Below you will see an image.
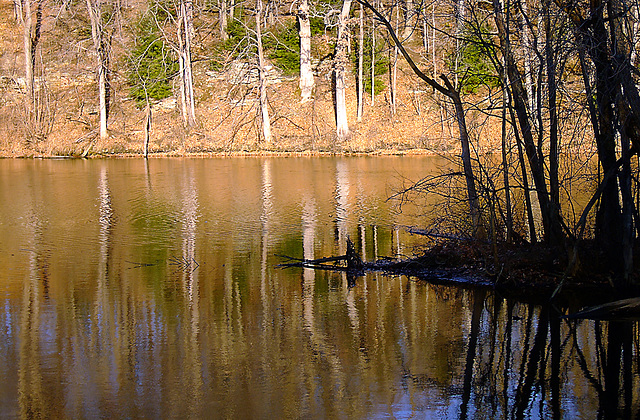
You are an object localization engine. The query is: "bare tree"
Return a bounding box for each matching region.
[334,0,353,143]
[357,0,484,237]
[86,0,112,139]
[177,0,196,127]
[357,3,364,120]
[256,0,272,144]
[219,0,229,41]
[298,0,314,102]
[17,0,52,141]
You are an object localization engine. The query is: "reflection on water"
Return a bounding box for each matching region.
[0,157,638,418]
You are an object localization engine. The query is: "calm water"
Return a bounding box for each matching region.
[0,157,638,419]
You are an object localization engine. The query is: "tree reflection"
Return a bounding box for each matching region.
[2,158,639,418]
[451,293,639,419]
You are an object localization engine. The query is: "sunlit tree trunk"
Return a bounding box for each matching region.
[520,0,536,116]
[21,0,34,101]
[219,0,228,41]
[543,0,560,209]
[266,0,276,25]
[432,4,437,79]
[391,8,399,116]
[357,3,364,121]
[256,0,272,144]
[298,0,314,103]
[454,0,466,85]
[19,0,47,141]
[334,0,352,143]
[86,0,111,139]
[371,11,376,105]
[178,0,196,128]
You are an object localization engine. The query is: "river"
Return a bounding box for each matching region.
[0,157,637,418]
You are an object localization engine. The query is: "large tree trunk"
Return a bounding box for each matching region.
[219,0,228,41]
[178,0,196,128]
[442,76,483,237]
[87,0,110,139]
[86,0,111,139]
[334,0,352,143]
[543,0,560,207]
[357,3,364,121]
[21,0,34,101]
[20,0,46,141]
[256,0,272,144]
[557,0,640,287]
[298,0,314,103]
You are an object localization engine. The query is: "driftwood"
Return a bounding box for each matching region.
[278,237,493,289]
[278,237,364,274]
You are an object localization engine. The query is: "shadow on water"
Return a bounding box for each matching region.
[438,288,640,419]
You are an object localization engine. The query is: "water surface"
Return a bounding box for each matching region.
[0,157,637,418]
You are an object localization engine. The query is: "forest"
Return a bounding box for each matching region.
[2,0,640,295]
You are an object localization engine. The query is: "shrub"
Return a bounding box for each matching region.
[265,21,300,75]
[455,24,499,93]
[127,17,177,105]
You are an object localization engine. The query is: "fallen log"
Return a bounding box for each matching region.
[278,237,364,274]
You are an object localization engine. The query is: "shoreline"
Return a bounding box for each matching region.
[0,147,443,159]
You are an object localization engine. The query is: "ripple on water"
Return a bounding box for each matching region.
[127,194,182,247]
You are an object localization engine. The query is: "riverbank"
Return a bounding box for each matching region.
[0,148,444,159]
[375,238,640,309]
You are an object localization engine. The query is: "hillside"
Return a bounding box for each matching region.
[0,0,503,157]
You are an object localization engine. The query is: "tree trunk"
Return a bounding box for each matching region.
[492,0,563,245]
[144,100,151,158]
[20,0,45,141]
[443,76,483,237]
[22,0,34,102]
[334,0,352,143]
[86,0,110,139]
[390,7,399,116]
[512,106,537,243]
[544,0,559,207]
[178,0,196,128]
[454,0,466,86]
[402,0,415,40]
[357,3,364,121]
[358,0,484,237]
[298,0,314,103]
[520,0,536,116]
[432,3,437,80]
[256,0,272,144]
[371,15,375,106]
[501,70,513,242]
[219,0,228,41]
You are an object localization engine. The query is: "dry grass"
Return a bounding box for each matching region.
[0,1,503,158]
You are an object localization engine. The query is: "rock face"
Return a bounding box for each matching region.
[223,61,283,85]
